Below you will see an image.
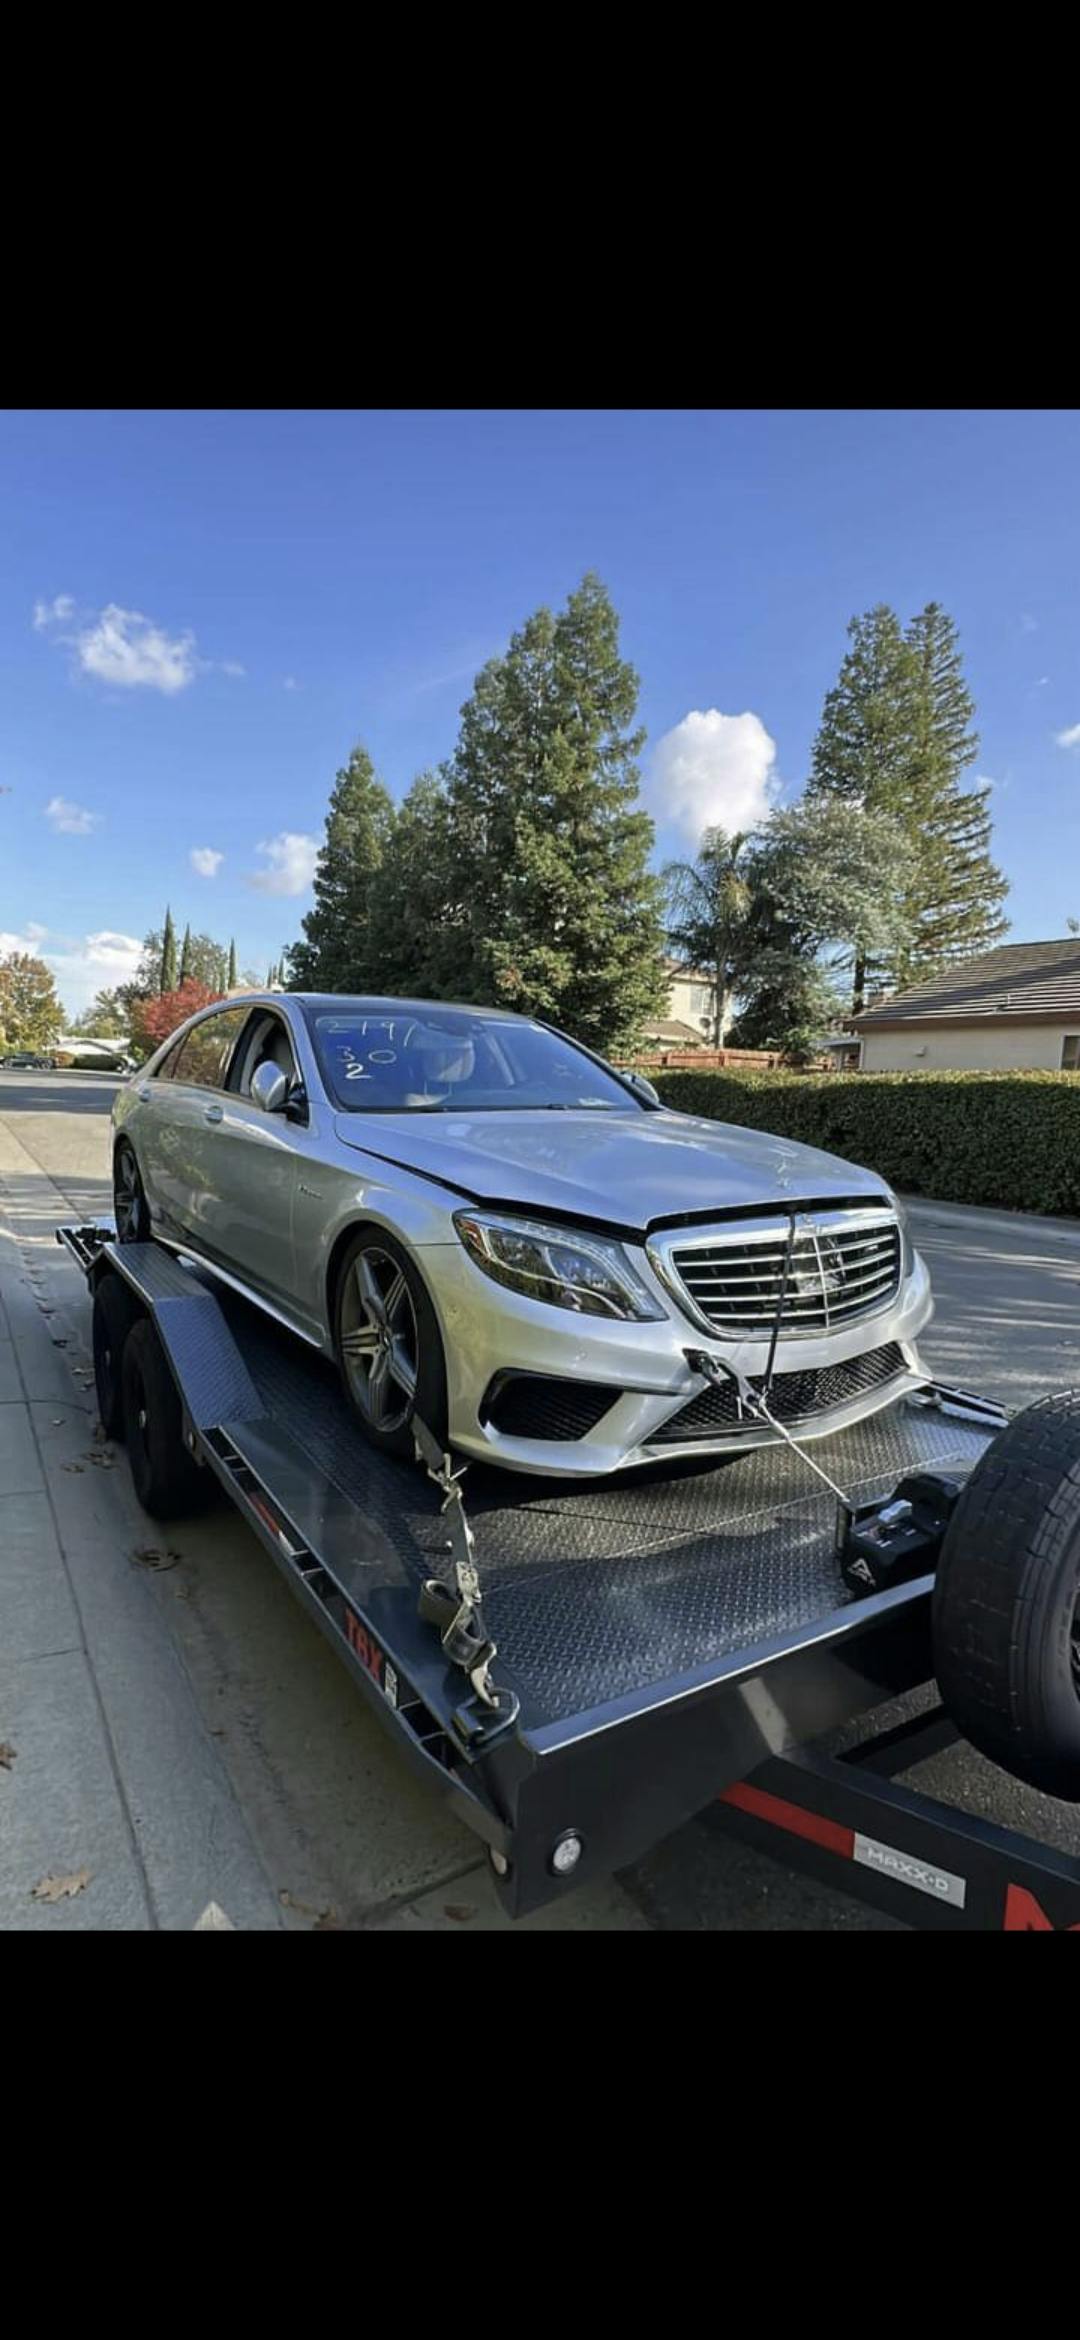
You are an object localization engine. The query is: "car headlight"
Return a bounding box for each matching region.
[453,1210,665,1322]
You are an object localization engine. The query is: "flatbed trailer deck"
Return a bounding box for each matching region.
[58,1223,1080,1924]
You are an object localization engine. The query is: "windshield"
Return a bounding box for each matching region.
[303,1007,638,1114]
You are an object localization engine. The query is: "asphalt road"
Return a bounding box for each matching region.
[2,1067,1079,1928]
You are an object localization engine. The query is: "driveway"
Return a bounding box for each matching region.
[1,1069,1078,1928]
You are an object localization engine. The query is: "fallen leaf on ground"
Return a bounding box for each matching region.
[314,1914,343,1932]
[0,1742,16,1770]
[279,1888,338,1926]
[443,1904,477,1923]
[61,1462,85,1474]
[131,1546,180,1572]
[31,1868,91,1903]
[51,1417,65,1426]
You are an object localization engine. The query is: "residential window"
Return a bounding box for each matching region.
[1062,1035,1080,1071]
[689,985,705,1013]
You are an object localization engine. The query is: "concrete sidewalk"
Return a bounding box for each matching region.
[0,1112,645,1931]
[0,1117,288,1928]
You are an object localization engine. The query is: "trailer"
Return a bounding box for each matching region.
[57,1222,1080,1927]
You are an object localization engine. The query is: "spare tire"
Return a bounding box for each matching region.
[932,1392,1080,1799]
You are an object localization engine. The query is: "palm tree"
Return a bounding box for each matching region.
[662,827,754,1045]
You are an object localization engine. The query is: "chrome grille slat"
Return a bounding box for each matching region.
[662,1209,902,1337]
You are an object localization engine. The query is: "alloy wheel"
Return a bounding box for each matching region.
[114,1149,145,1242]
[339,1246,420,1433]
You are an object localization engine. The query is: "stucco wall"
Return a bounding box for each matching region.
[860,1022,1079,1072]
[667,974,714,1032]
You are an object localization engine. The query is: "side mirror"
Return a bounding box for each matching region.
[251,1060,290,1114]
[625,1070,661,1107]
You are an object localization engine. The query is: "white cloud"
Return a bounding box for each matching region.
[190,846,224,878]
[45,795,100,835]
[32,593,74,630]
[0,922,48,955]
[35,593,242,694]
[73,603,196,694]
[248,832,319,897]
[43,929,144,1017]
[648,709,780,843]
[1055,723,1080,750]
[1,924,142,1015]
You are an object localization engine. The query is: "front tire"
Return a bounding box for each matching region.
[334,1229,448,1463]
[114,1141,150,1244]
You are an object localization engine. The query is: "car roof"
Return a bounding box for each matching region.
[290,994,533,1024]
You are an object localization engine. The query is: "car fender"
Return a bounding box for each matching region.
[301,1152,464,1338]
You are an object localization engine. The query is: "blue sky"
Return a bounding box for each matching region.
[2,408,1077,1014]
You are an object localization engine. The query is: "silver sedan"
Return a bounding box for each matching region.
[111,993,933,1477]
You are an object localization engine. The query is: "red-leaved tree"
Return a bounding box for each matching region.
[129,979,222,1055]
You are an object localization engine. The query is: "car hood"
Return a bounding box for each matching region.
[331,1108,889,1233]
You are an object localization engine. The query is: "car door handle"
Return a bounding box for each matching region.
[204,1103,224,1125]
[138,1085,153,1102]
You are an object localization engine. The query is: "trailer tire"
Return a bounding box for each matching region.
[121,1317,211,1520]
[92,1274,141,1440]
[932,1391,1080,1799]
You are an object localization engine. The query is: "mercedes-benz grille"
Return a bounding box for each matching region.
[652,1207,902,1338]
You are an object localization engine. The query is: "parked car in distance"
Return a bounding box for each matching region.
[51,1037,137,1073]
[111,993,934,1478]
[0,1049,55,1069]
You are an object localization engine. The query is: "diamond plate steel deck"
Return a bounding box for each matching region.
[178,1275,995,1730]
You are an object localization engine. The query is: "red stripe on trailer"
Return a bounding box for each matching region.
[720,1781,855,1860]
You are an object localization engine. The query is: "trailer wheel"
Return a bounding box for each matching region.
[92,1274,141,1440]
[121,1317,210,1520]
[932,1392,1080,1799]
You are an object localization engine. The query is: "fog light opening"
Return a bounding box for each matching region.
[549,1830,584,1878]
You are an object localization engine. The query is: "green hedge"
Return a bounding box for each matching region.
[650,1069,1080,1217]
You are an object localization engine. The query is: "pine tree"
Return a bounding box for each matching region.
[805,607,923,1010]
[367,771,461,997]
[437,574,666,1052]
[227,938,237,989]
[807,601,1009,1009]
[179,924,193,986]
[160,907,177,994]
[903,602,1009,975]
[289,745,396,991]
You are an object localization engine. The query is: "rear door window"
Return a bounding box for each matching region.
[167,1007,251,1091]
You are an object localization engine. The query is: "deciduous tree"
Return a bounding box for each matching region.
[0,952,64,1048]
[128,979,221,1055]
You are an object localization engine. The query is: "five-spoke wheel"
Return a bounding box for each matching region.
[334,1229,447,1461]
[114,1142,149,1244]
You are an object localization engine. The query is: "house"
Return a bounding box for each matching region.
[851,940,1080,1072]
[637,1015,712,1051]
[820,1032,864,1071]
[662,961,716,1042]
